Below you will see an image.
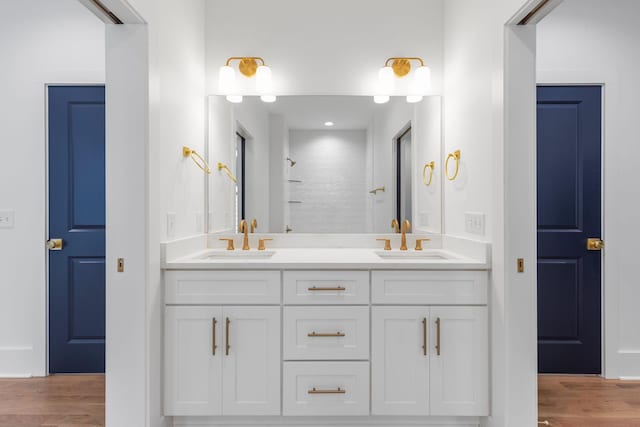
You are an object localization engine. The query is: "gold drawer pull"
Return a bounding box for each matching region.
[435,317,441,356]
[212,318,217,356]
[308,331,345,337]
[225,317,231,356]
[308,387,346,394]
[308,286,346,291]
[422,317,427,356]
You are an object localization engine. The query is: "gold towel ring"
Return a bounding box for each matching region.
[445,150,461,181]
[217,162,238,183]
[183,146,211,174]
[422,161,435,186]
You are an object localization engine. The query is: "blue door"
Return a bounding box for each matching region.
[48,86,105,373]
[537,86,602,374]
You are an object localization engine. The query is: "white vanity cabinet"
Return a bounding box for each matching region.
[164,267,489,425]
[164,271,281,417]
[371,306,489,416]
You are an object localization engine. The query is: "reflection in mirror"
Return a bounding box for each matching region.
[207,96,442,234]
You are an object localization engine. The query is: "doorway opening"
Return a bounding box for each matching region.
[394,125,412,226]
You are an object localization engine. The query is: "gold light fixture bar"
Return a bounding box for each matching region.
[224,57,267,78]
[385,57,426,77]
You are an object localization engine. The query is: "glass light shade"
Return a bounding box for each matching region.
[226,95,243,103]
[412,66,432,93]
[406,95,423,103]
[256,65,273,94]
[260,95,277,103]
[218,65,236,93]
[377,66,395,94]
[373,95,390,104]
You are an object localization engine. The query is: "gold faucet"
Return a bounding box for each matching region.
[250,219,258,233]
[400,219,411,251]
[239,219,250,250]
[391,218,400,233]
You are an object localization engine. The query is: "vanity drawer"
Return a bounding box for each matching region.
[283,307,369,360]
[283,271,369,304]
[283,362,370,416]
[371,271,488,305]
[165,270,280,304]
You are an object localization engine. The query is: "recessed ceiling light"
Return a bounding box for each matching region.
[324,121,334,127]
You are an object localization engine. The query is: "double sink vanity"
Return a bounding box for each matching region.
[162,232,490,427]
[163,94,489,425]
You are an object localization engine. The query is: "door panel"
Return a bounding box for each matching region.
[164,306,223,415]
[371,307,429,415]
[48,86,105,373]
[222,307,280,415]
[537,86,602,374]
[429,307,488,416]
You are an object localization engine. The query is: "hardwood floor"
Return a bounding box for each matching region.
[0,375,104,427]
[0,374,638,426]
[539,375,640,426]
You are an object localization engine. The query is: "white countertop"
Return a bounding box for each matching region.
[163,248,489,270]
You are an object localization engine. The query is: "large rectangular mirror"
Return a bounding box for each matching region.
[207,95,442,234]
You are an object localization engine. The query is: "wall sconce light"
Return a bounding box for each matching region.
[218,57,276,103]
[374,57,431,104]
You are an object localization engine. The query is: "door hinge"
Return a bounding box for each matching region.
[117,258,125,273]
[517,258,525,273]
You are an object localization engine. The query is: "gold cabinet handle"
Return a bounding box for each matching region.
[258,238,273,251]
[422,317,427,356]
[435,317,441,356]
[308,286,346,291]
[422,161,435,186]
[414,238,431,251]
[212,318,217,356]
[307,331,345,337]
[308,387,346,394]
[445,150,461,181]
[225,317,231,356]
[183,146,211,174]
[377,238,392,251]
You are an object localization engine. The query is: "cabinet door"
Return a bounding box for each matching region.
[429,306,489,416]
[165,306,222,415]
[222,306,281,415]
[371,307,429,415]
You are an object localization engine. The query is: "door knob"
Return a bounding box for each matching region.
[47,239,63,250]
[587,238,604,251]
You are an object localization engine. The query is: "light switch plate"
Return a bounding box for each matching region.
[166,212,176,239]
[419,212,430,227]
[0,210,15,229]
[464,212,485,235]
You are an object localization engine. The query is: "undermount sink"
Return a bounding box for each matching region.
[375,250,450,260]
[199,250,276,260]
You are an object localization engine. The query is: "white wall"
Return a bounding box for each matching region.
[0,0,104,377]
[288,130,368,233]
[205,0,444,96]
[122,1,207,426]
[442,1,536,426]
[537,0,640,379]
